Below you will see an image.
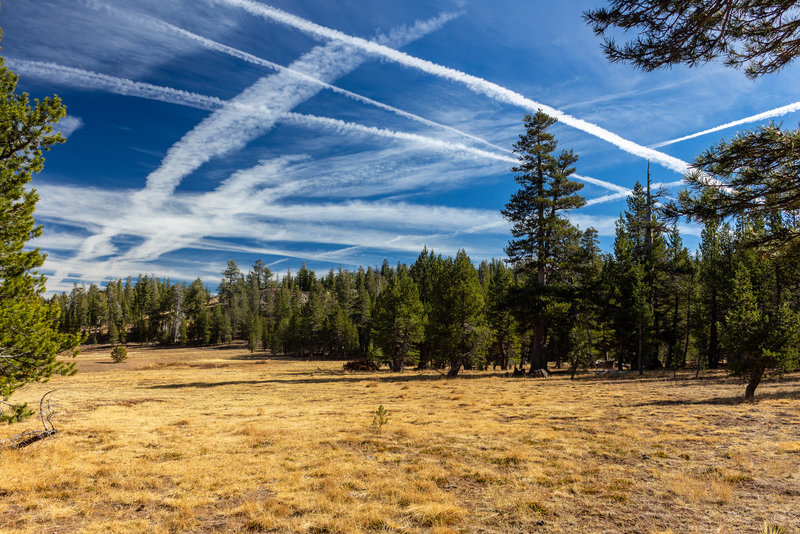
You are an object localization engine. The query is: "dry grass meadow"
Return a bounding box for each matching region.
[1,345,799,533]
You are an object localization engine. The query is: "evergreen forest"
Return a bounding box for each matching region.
[50,115,800,399]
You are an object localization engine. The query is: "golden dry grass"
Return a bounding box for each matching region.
[1,345,799,533]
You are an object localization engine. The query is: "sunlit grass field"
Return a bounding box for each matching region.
[1,346,799,533]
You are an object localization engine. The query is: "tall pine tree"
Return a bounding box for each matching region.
[0,47,82,422]
[502,111,585,374]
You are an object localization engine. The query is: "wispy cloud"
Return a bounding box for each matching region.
[22,58,653,286]
[44,11,456,282]
[281,112,514,164]
[34,177,508,282]
[652,101,800,147]
[560,77,698,111]
[124,10,458,209]
[56,115,84,138]
[216,0,694,176]
[27,1,703,291]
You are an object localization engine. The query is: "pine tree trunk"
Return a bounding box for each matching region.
[666,291,680,369]
[638,318,644,376]
[745,367,764,400]
[529,318,547,373]
[391,349,404,372]
[682,285,691,369]
[417,341,430,370]
[708,285,719,369]
[446,359,461,378]
[644,167,657,373]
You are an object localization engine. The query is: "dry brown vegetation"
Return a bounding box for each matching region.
[1,345,799,533]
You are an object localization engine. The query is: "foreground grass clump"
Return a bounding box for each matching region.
[1,346,798,533]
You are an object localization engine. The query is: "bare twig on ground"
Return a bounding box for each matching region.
[2,390,60,449]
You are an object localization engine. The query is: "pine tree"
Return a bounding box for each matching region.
[326,307,359,359]
[251,259,272,290]
[300,283,327,357]
[671,125,800,248]
[723,260,800,399]
[0,48,82,422]
[607,175,671,373]
[429,251,488,377]
[371,269,425,372]
[485,261,520,371]
[179,318,188,347]
[410,247,441,370]
[108,321,119,345]
[295,262,315,292]
[563,229,608,377]
[697,216,735,370]
[585,2,800,244]
[662,225,694,371]
[353,271,373,355]
[501,111,585,373]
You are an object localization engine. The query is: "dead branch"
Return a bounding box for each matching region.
[2,390,60,450]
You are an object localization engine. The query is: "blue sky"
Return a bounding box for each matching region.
[3,0,800,293]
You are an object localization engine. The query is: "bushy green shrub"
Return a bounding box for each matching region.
[110,345,128,363]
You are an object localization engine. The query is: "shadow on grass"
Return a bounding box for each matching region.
[143,370,512,389]
[229,353,273,361]
[573,370,800,386]
[634,387,800,406]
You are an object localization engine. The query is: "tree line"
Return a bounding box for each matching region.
[50,147,800,399]
[44,108,800,402]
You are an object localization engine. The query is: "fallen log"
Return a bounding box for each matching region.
[10,429,58,449]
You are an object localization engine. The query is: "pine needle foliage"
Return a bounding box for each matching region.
[0,40,82,423]
[584,1,800,79]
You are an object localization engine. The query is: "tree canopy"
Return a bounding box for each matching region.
[0,40,82,423]
[584,0,800,78]
[586,1,800,247]
[666,124,800,247]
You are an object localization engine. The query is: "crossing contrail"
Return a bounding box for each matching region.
[13,58,628,198]
[82,1,511,154]
[38,11,462,282]
[215,0,694,176]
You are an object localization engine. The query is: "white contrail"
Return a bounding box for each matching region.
[6,59,223,110]
[13,58,626,195]
[581,179,685,207]
[215,0,694,176]
[13,58,514,165]
[573,174,629,195]
[281,112,514,164]
[48,13,458,282]
[652,101,800,147]
[83,1,510,154]
[283,113,629,195]
[129,11,459,208]
[584,191,630,207]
